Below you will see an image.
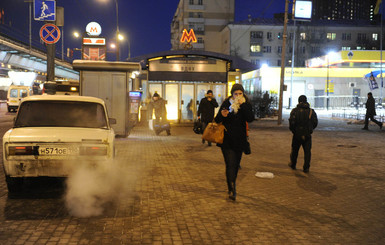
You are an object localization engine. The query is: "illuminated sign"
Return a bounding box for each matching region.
[82,37,106,45]
[294,0,312,21]
[86,22,102,36]
[180,29,197,43]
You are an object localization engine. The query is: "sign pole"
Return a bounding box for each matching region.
[278,0,289,125]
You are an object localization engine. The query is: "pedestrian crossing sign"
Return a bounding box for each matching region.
[34,0,56,21]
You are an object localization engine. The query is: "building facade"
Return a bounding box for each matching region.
[312,0,377,21]
[221,19,382,68]
[170,0,234,52]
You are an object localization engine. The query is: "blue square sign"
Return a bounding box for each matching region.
[34,0,56,21]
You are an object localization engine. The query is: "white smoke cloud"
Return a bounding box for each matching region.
[64,160,137,218]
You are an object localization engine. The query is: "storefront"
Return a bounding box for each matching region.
[129,50,255,122]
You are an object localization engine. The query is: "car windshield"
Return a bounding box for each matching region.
[15,100,108,128]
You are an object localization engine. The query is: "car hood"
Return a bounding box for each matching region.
[4,127,113,143]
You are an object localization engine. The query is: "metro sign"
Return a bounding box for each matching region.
[86,22,102,36]
[180,29,197,43]
[83,37,106,46]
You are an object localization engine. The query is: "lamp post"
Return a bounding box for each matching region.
[115,0,120,61]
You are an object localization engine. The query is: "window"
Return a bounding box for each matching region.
[327,33,336,40]
[198,0,203,5]
[250,31,263,39]
[277,46,282,53]
[289,32,294,40]
[251,59,260,66]
[250,44,261,53]
[277,60,281,66]
[189,12,194,18]
[267,32,272,40]
[197,37,204,43]
[373,33,378,41]
[357,33,366,41]
[197,12,203,18]
[189,0,194,4]
[278,32,282,40]
[357,46,362,50]
[341,46,351,50]
[10,89,18,98]
[300,33,306,40]
[263,46,271,53]
[301,46,306,53]
[15,101,108,129]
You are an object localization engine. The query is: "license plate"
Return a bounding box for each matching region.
[39,147,69,155]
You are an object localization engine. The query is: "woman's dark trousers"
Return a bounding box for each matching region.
[221,148,243,192]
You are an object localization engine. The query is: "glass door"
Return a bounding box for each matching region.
[181,84,195,121]
[212,84,227,115]
[165,84,179,121]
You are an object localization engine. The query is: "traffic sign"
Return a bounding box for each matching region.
[40,23,61,44]
[34,0,56,21]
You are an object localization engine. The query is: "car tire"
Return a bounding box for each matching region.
[5,176,23,193]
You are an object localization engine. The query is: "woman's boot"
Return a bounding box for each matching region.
[229,182,236,201]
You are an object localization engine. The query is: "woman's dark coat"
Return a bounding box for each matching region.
[214,97,254,151]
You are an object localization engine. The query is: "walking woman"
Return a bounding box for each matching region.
[214,84,254,200]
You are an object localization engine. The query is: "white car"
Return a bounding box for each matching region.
[2,95,115,192]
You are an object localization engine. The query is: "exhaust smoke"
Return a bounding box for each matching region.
[64,160,136,218]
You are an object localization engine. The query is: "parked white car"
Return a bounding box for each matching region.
[2,95,116,192]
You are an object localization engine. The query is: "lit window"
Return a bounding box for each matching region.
[327,33,336,40]
[300,33,306,40]
[373,33,378,41]
[250,45,261,53]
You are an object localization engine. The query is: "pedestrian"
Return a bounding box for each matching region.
[288,95,318,173]
[362,92,383,130]
[197,90,218,146]
[214,84,254,200]
[148,92,171,136]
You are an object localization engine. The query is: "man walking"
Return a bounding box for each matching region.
[362,92,383,130]
[197,90,218,146]
[288,95,318,173]
[148,92,171,136]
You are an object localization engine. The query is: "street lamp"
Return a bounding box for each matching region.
[96,0,120,61]
[115,0,120,61]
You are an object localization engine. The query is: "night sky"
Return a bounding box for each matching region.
[0,0,286,61]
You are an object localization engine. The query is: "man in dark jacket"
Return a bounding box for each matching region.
[197,90,218,146]
[362,92,383,130]
[148,93,171,136]
[288,95,318,173]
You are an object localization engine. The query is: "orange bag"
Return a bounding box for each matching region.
[202,122,226,144]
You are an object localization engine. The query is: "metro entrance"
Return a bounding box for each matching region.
[148,82,227,122]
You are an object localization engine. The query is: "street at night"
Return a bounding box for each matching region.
[0,101,384,244]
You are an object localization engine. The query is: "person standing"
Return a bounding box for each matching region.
[288,95,318,173]
[197,90,218,146]
[215,84,254,200]
[362,92,383,130]
[148,92,171,136]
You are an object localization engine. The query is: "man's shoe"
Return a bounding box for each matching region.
[380,123,383,129]
[288,163,296,170]
[303,168,309,173]
[362,127,369,130]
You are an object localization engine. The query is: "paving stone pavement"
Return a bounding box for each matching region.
[0,117,385,244]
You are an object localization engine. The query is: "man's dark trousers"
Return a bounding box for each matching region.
[290,135,312,170]
[364,115,382,128]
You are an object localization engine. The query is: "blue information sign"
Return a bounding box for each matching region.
[34,0,56,21]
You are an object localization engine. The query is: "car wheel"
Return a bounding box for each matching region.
[5,176,23,193]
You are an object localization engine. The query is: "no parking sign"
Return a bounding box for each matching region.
[40,23,61,44]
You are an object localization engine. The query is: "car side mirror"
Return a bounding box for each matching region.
[109,118,117,125]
